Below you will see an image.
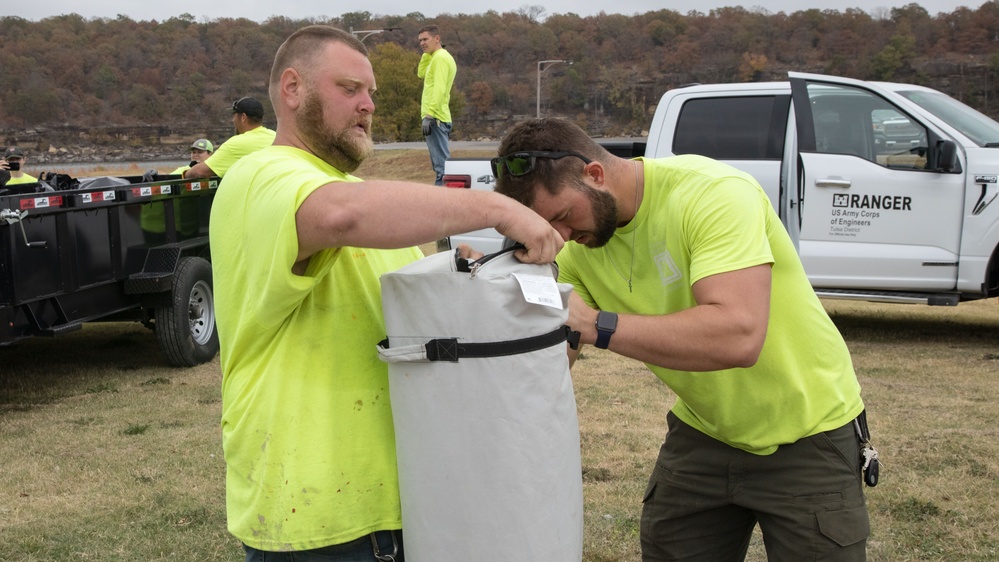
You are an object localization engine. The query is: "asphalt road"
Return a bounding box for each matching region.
[375,138,644,151]
[375,140,500,150]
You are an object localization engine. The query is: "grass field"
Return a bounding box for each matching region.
[2,150,998,561]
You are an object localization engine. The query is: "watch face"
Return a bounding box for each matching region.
[596,311,618,331]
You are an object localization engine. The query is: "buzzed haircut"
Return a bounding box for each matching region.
[269,25,367,101]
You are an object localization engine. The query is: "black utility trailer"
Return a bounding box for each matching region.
[1,172,219,366]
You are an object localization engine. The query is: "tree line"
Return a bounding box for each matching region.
[2,3,999,144]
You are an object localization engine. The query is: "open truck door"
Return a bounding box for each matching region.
[788,72,966,296]
[779,105,801,252]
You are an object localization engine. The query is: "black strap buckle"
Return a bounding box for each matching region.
[422,325,576,362]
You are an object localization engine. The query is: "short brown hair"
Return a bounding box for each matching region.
[495,118,611,207]
[418,24,440,37]
[269,25,367,102]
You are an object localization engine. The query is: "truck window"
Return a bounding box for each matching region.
[896,88,999,147]
[807,83,929,171]
[673,96,787,160]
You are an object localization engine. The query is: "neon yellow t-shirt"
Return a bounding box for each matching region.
[204,126,276,177]
[557,155,864,455]
[6,173,37,185]
[210,145,423,551]
[418,48,456,123]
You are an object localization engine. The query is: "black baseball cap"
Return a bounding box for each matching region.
[4,147,24,159]
[231,97,265,120]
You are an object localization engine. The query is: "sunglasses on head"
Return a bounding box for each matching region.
[490,151,592,180]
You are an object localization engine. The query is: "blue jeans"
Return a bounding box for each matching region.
[425,119,452,186]
[243,530,403,562]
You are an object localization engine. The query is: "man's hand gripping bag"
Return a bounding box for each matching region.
[377,247,583,562]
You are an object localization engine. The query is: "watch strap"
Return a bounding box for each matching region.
[594,311,618,349]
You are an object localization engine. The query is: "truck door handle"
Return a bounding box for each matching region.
[815,178,852,188]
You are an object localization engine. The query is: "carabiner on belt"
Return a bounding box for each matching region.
[371,530,399,562]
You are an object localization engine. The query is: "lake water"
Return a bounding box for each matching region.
[32,160,190,176]
[24,140,512,177]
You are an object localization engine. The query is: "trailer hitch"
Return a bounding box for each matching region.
[1,209,48,248]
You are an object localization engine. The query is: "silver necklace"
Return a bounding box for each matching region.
[608,162,641,292]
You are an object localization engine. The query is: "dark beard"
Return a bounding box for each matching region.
[297,91,373,173]
[582,184,620,248]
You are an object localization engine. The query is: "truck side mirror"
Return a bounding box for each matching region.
[928,140,962,173]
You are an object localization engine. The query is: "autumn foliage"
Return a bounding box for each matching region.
[2,3,999,142]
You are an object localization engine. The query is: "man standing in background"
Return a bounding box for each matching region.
[184,97,276,179]
[417,24,456,186]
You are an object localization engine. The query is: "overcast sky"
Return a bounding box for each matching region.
[16,0,988,23]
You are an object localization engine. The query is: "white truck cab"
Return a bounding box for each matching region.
[443,72,999,306]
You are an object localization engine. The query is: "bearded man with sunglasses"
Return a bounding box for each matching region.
[494,117,870,561]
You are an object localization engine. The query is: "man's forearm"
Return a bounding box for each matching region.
[294,179,562,263]
[183,162,215,179]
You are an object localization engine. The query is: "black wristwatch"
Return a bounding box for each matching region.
[594,311,618,349]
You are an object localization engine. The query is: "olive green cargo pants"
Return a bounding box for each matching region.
[640,412,869,561]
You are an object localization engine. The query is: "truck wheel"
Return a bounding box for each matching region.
[156,256,219,367]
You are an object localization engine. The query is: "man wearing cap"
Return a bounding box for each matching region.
[2,147,38,185]
[171,138,214,176]
[184,97,276,180]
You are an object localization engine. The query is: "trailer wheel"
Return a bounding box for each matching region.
[157,256,219,367]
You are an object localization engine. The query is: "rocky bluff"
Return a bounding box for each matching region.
[2,124,242,164]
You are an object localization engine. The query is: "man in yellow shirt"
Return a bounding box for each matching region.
[184,98,276,179]
[417,24,456,186]
[211,25,562,561]
[494,118,871,561]
[2,147,37,185]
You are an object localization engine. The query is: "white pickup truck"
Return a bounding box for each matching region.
[440,71,999,306]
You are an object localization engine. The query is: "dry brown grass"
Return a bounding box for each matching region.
[358,147,496,183]
[571,298,999,561]
[2,149,998,561]
[0,325,235,560]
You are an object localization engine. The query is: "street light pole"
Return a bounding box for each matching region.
[537,59,573,118]
[349,27,402,43]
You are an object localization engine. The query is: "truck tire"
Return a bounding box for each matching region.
[156,256,219,367]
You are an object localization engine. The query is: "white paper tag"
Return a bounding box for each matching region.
[513,273,563,309]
